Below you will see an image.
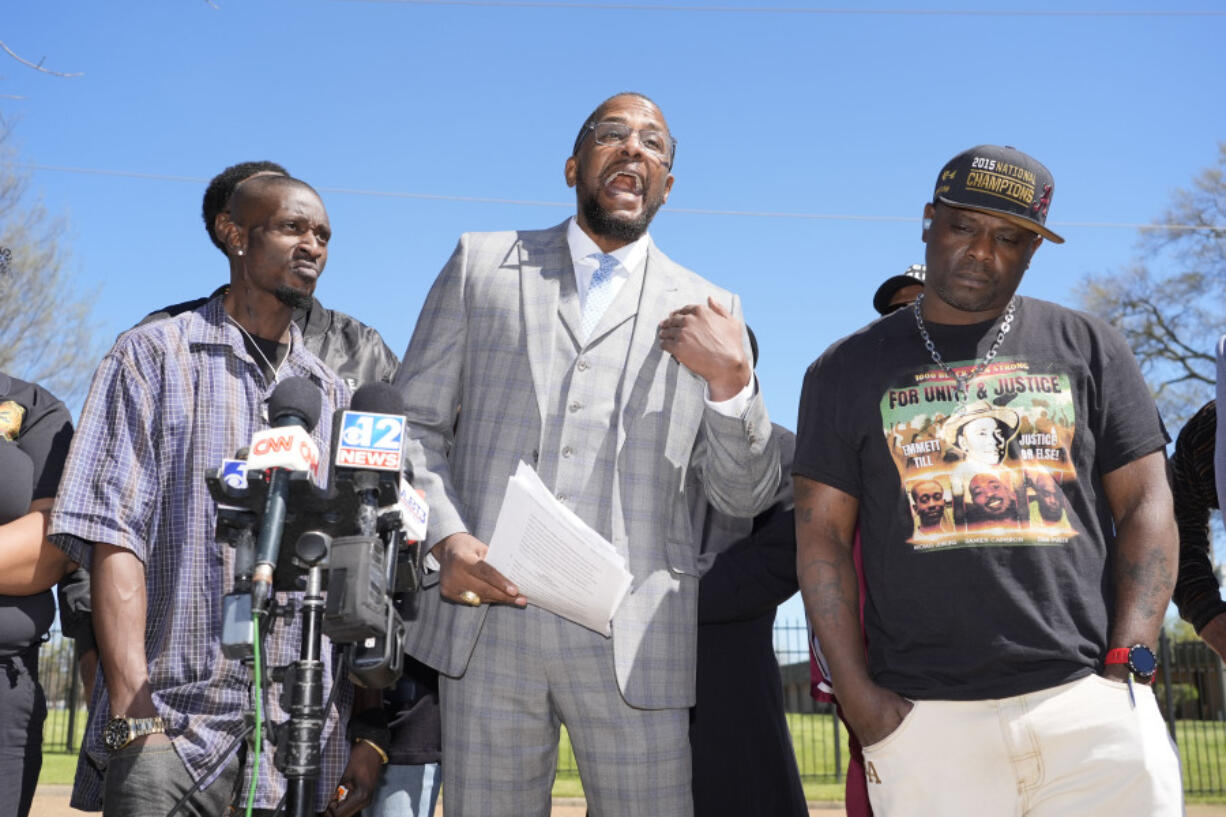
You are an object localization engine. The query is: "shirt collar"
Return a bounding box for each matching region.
[566,217,650,279]
[189,296,331,386]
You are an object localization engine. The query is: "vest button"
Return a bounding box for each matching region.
[562,446,574,458]
[568,401,582,413]
[577,359,590,371]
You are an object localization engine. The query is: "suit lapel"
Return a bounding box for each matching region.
[616,239,681,456]
[519,222,572,424]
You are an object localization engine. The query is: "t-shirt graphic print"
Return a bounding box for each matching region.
[881,357,1078,550]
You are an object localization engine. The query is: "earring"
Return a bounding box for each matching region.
[922,218,933,230]
[236,249,245,257]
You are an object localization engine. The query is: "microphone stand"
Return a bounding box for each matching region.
[279,531,330,817]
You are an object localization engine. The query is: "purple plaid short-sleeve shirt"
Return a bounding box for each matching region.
[50,297,353,812]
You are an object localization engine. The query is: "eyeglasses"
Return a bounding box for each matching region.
[581,121,677,165]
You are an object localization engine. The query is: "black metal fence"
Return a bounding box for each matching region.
[37,621,1226,796]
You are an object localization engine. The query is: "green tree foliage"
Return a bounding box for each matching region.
[0,131,100,404]
[1077,143,1226,427]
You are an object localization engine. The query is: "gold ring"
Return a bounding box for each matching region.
[458,590,481,607]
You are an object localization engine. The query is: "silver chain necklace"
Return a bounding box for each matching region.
[912,292,1016,404]
[227,314,289,383]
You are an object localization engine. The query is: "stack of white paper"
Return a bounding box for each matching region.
[484,461,633,636]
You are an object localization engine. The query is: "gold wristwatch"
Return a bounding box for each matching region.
[103,716,168,752]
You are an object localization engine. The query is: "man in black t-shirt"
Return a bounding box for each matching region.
[795,145,1182,816]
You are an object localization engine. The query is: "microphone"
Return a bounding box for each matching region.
[250,377,322,613]
[323,383,410,652]
[387,476,429,543]
[334,382,407,536]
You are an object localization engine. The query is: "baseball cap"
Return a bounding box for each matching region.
[873,264,927,316]
[932,145,1064,244]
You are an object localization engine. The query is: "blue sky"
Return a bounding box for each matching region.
[5,1,1225,625]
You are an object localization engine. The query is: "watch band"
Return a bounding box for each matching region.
[105,715,168,752]
[129,716,167,739]
[1105,644,1158,682]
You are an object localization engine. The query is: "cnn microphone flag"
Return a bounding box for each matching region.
[247,426,321,478]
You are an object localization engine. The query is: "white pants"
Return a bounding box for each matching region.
[862,674,1183,817]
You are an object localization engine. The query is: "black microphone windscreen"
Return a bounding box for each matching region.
[0,440,35,524]
[267,376,322,430]
[350,382,405,416]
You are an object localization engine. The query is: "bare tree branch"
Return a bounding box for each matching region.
[1076,146,1226,427]
[0,129,101,404]
[0,39,83,78]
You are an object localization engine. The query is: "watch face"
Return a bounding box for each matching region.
[103,718,131,751]
[1129,646,1158,677]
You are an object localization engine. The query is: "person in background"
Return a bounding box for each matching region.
[689,330,806,817]
[0,371,74,817]
[1167,334,1226,659]
[871,264,926,316]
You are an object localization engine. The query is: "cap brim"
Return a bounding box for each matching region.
[873,275,924,315]
[937,197,1065,244]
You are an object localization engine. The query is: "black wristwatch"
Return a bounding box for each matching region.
[1104,644,1158,683]
[103,716,167,752]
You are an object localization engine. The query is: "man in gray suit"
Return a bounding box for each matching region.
[393,92,780,817]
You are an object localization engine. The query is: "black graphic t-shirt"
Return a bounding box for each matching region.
[794,298,1167,700]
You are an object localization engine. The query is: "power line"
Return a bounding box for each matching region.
[331,1,1226,16]
[23,162,1226,233]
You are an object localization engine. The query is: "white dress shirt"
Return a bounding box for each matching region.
[566,218,753,417]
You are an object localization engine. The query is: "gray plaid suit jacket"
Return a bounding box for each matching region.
[396,220,780,709]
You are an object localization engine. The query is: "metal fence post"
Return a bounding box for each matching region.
[833,708,842,782]
[1159,629,1176,744]
[65,638,81,753]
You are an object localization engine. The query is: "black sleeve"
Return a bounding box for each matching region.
[136,293,216,327]
[1170,401,1226,632]
[15,383,74,501]
[697,507,799,625]
[374,335,400,384]
[1090,323,1170,475]
[56,567,96,651]
[0,441,34,522]
[793,349,861,498]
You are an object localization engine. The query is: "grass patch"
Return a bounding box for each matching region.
[39,710,1226,803]
[38,751,79,786]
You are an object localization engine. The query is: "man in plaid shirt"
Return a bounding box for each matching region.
[50,175,372,816]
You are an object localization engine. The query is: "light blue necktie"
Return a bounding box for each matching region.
[581,253,618,340]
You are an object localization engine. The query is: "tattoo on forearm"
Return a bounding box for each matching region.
[1119,543,1176,620]
[798,554,854,621]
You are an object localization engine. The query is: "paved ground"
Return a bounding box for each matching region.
[29,787,1226,816]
